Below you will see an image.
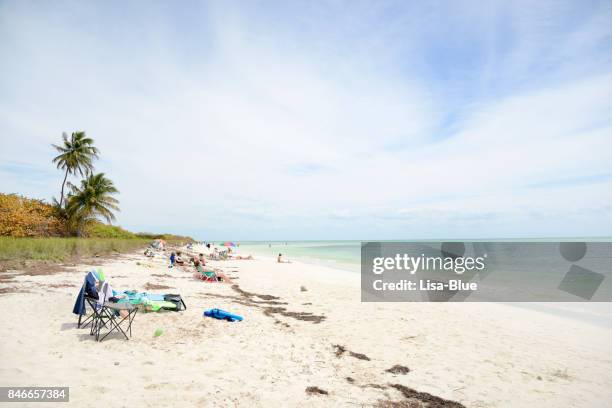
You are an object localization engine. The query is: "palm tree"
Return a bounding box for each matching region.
[66,173,119,236]
[52,131,99,207]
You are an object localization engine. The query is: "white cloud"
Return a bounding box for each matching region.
[0,1,611,239]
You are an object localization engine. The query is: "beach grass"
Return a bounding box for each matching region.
[0,237,150,263]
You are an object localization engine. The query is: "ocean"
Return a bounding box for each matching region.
[236,239,612,274]
[236,241,361,272]
[233,239,612,327]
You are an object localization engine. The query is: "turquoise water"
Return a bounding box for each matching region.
[233,240,612,327]
[235,238,612,274]
[236,241,361,272]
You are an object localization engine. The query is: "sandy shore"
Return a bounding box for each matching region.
[1,245,611,407]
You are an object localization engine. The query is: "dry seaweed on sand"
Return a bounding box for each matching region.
[333,344,371,360]
[0,273,16,282]
[305,386,328,395]
[387,384,466,408]
[263,307,326,324]
[386,365,411,375]
[231,284,280,301]
[198,287,325,324]
[0,287,33,295]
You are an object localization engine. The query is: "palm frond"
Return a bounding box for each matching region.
[51,131,100,175]
[65,172,120,230]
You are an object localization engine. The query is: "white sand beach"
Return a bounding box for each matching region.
[1,245,611,407]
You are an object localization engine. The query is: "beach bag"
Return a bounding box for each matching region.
[164,294,186,311]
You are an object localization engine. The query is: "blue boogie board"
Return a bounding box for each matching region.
[204,308,243,322]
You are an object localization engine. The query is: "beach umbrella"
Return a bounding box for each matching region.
[219,241,236,247]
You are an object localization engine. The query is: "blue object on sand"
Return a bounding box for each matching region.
[203,308,243,322]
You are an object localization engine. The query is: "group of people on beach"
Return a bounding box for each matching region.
[155,243,293,284]
[168,251,186,268]
[164,246,258,283]
[166,250,225,281]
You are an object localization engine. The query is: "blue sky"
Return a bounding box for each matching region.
[1,0,611,240]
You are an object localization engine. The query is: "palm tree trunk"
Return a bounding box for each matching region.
[59,168,69,207]
[76,218,84,237]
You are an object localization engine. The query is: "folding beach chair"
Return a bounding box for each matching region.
[78,295,101,329]
[87,281,136,341]
[194,270,218,282]
[91,302,138,342]
[82,296,115,336]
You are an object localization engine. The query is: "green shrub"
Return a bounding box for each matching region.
[86,223,136,238]
[136,232,194,244]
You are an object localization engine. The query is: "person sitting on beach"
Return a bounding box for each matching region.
[198,253,207,266]
[169,252,176,268]
[193,259,231,282]
[233,254,253,260]
[194,260,214,279]
[277,253,291,263]
[175,251,185,266]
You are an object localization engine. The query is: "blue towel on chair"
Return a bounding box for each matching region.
[72,271,99,315]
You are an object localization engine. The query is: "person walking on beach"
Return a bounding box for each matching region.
[169,252,176,268]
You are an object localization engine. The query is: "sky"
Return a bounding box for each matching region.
[1,0,611,240]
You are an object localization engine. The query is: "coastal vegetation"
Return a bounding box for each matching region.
[0,131,193,270]
[0,205,192,273]
[50,131,120,236]
[0,193,67,237]
[0,236,150,263]
[0,192,192,270]
[52,131,99,207]
[65,172,120,236]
